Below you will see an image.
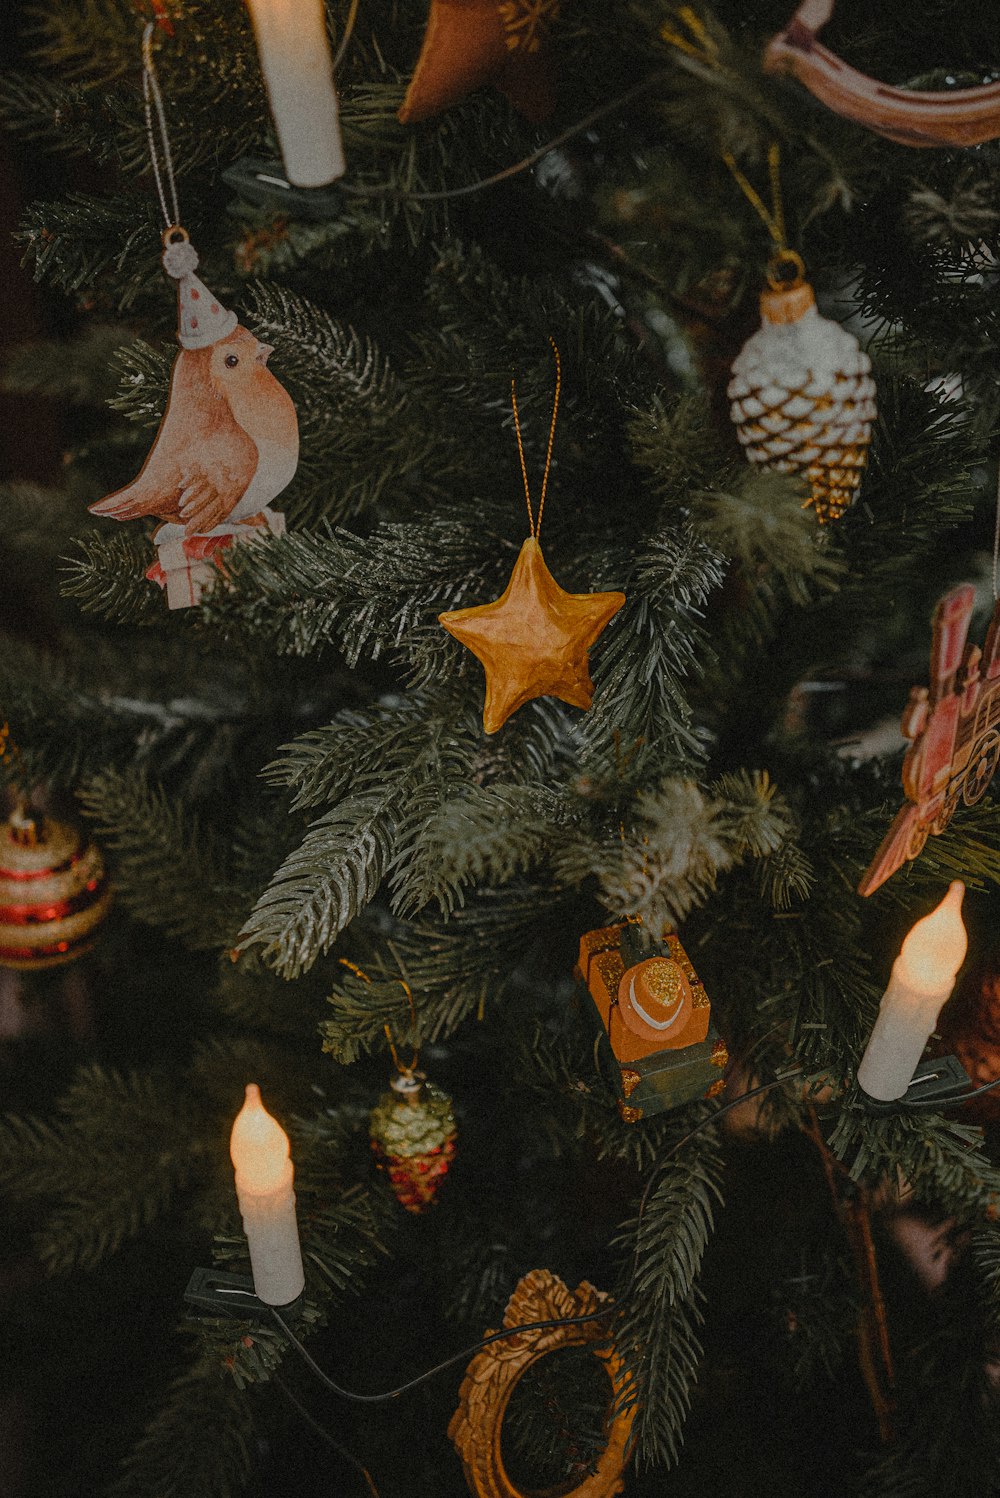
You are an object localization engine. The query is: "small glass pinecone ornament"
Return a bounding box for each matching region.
[369,1065,457,1214]
[0,804,111,970]
[728,251,876,523]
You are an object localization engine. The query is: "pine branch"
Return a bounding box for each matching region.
[613,1123,724,1467]
[0,1065,198,1273]
[78,767,253,949]
[61,527,166,624]
[108,1361,255,1498]
[828,1105,1000,1215]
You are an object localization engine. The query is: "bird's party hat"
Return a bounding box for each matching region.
[161,232,237,351]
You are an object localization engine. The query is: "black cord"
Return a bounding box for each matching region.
[268,1071,801,1404]
[338,73,668,204]
[225,1063,1000,1408]
[272,1370,381,1497]
[893,1069,1000,1112]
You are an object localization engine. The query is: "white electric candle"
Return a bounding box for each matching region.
[245,0,346,188]
[230,1083,305,1307]
[856,881,968,1102]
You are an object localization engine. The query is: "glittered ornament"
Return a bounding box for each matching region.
[0,806,111,970]
[369,1067,457,1214]
[439,344,625,733]
[728,252,876,523]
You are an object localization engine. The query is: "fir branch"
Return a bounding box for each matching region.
[61,527,165,624]
[0,1065,198,1273]
[322,885,571,1058]
[78,767,252,949]
[107,1361,255,1498]
[242,282,422,524]
[4,324,137,406]
[17,191,162,307]
[239,783,405,977]
[614,1125,725,1467]
[108,338,172,427]
[581,527,725,764]
[828,1105,1000,1216]
[388,782,573,917]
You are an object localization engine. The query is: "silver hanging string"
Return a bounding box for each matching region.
[141,22,182,232]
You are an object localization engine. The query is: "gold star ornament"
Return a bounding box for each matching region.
[439,536,625,734]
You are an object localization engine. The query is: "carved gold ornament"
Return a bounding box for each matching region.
[449,1269,634,1498]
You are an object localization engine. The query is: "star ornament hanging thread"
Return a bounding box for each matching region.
[439,345,625,735]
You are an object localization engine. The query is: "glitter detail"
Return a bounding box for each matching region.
[620,1068,641,1099]
[498,0,560,53]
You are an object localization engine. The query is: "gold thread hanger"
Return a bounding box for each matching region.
[511,338,562,540]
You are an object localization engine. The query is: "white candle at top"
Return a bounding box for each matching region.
[245,0,346,188]
[856,881,968,1102]
[230,1083,305,1307]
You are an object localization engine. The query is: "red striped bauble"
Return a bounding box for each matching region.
[0,808,111,970]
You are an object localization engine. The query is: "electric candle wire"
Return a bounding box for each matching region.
[210,1066,1000,1403]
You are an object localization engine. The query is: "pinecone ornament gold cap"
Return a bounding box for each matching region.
[728,252,877,523]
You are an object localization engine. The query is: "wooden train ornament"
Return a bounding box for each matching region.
[575,919,728,1122]
[859,585,1000,896]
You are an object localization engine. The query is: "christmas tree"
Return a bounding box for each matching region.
[3,1,1000,1494]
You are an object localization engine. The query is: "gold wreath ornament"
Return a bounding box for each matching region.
[448,1269,634,1498]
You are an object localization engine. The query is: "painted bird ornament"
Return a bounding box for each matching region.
[90,232,298,607]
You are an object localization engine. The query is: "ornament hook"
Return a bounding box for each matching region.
[337,957,421,1073]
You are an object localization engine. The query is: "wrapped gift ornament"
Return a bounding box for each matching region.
[369,1066,457,1213]
[575,919,727,1122]
[728,253,876,523]
[0,807,111,970]
[146,508,287,610]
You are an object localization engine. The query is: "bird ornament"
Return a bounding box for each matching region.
[90,230,299,608]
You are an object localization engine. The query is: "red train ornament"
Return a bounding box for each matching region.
[859,585,1000,896]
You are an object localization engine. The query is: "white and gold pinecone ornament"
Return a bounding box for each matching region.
[728,254,876,523]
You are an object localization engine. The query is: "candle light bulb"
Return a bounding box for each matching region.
[230,1083,290,1194]
[229,1083,304,1306]
[896,881,967,994]
[857,881,969,1103]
